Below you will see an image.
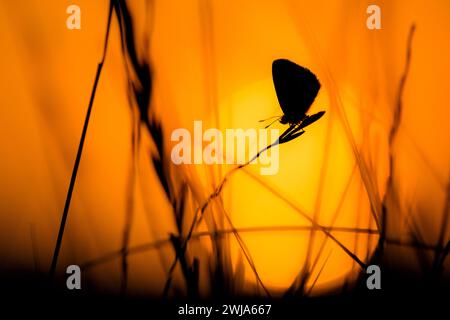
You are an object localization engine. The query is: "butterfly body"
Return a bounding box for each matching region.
[279,114,305,125]
[269,59,324,130]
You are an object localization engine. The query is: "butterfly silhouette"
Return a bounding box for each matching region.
[261,59,325,142]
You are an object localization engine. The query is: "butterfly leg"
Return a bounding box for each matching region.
[278,124,305,144]
[279,124,299,140]
[287,124,305,139]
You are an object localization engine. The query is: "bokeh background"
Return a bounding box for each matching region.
[0,0,448,299]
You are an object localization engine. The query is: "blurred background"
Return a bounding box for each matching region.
[0,0,448,299]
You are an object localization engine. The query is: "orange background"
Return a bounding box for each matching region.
[0,0,448,297]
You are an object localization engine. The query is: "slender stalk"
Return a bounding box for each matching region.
[81,225,380,271]
[378,24,416,258]
[162,138,279,297]
[49,2,114,278]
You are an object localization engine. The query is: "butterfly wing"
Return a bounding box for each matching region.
[298,111,326,130]
[272,59,321,123]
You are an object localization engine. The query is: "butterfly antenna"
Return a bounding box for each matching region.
[264,116,282,128]
[258,115,281,123]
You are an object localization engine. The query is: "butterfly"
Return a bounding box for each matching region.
[261,59,325,141]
